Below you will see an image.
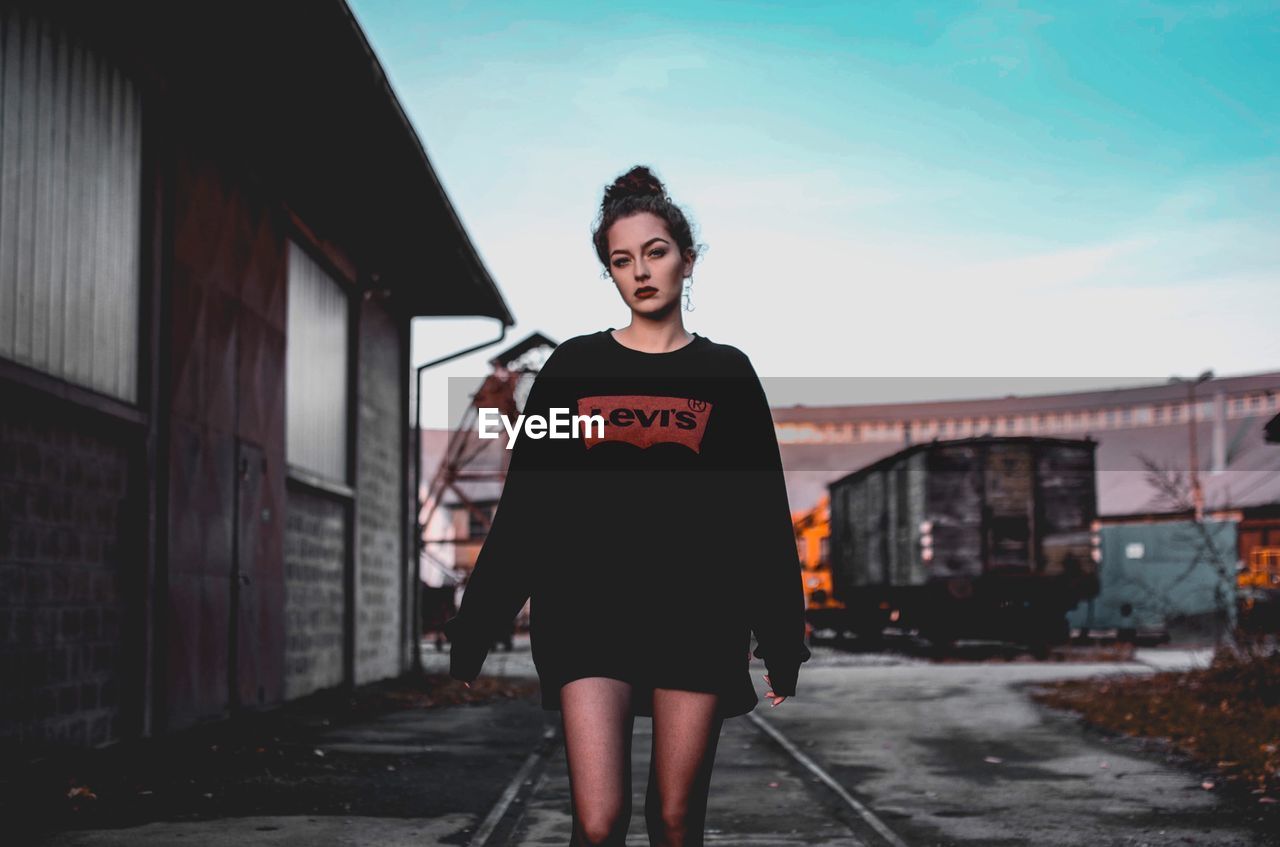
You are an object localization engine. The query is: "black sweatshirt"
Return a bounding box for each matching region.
[443,328,811,718]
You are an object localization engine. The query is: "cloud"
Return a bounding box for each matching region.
[666,153,1280,380]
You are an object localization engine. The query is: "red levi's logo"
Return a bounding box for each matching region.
[576,395,714,453]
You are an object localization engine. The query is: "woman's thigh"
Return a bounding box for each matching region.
[560,677,638,827]
[647,687,723,820]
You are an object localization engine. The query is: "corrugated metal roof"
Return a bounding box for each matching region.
[770,370,1280,423]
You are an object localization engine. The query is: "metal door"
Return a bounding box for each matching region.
[231,439,269,707]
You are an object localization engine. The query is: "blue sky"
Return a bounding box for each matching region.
[344,0,1280,427]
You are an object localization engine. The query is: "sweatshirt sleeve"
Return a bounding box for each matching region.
[735,355,811,697]
[441,352,563,683]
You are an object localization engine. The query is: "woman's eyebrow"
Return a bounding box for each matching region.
[611,237,670,256]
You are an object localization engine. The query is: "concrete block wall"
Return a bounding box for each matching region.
[283,487,347,700]
[354,300,404,684]
[0,400,138,749]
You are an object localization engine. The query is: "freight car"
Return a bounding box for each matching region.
[824,435,1101,653]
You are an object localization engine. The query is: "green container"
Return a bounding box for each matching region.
[1068,519,1237,638]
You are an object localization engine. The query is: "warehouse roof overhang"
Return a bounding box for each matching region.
[43,0,514,324]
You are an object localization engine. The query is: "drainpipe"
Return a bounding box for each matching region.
[1212,390,1226,474]
[411,323,509,671]
[1171,370,1213,522]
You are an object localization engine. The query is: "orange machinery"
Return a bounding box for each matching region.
[793,495,845,634]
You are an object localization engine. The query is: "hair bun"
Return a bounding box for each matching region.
[603,165,666,207]
[591,164,701,270]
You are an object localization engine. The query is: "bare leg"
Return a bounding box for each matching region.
[645,688,723,847]
[560,677,636,847]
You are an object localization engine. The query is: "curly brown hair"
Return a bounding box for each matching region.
[591,165,704,271]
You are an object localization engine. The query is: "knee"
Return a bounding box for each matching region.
[656,805,692,844]
[576,810,627,846]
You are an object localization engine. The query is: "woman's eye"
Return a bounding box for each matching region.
[613,258,629,267]
[650,249,666,258]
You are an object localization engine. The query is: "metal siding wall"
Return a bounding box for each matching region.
[285,240,348,481]
[926,444,984,579]
[1036,443,1095,578]
[0,7,140,402]
[905,451,929,584]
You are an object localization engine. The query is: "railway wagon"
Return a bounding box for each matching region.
[825,435,1101,650]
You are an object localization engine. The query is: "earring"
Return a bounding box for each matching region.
[683,277,696,312]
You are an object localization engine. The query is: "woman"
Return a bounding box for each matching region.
[444,165,810,847]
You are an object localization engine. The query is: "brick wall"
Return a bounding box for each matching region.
[0,398,139,749]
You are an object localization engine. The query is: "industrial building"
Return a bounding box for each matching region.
[0,0,514,749]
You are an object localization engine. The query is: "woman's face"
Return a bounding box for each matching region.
[605,212,694,316]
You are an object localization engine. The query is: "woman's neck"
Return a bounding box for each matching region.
[612,322,693,354]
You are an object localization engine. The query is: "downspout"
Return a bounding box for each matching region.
[411,322,510,671]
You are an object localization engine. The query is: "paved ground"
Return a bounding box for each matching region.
[761,660,1272,846]
[24,639,1279,846]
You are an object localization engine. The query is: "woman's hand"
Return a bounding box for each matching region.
[750,651,786,707]
[763,673,787,707]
